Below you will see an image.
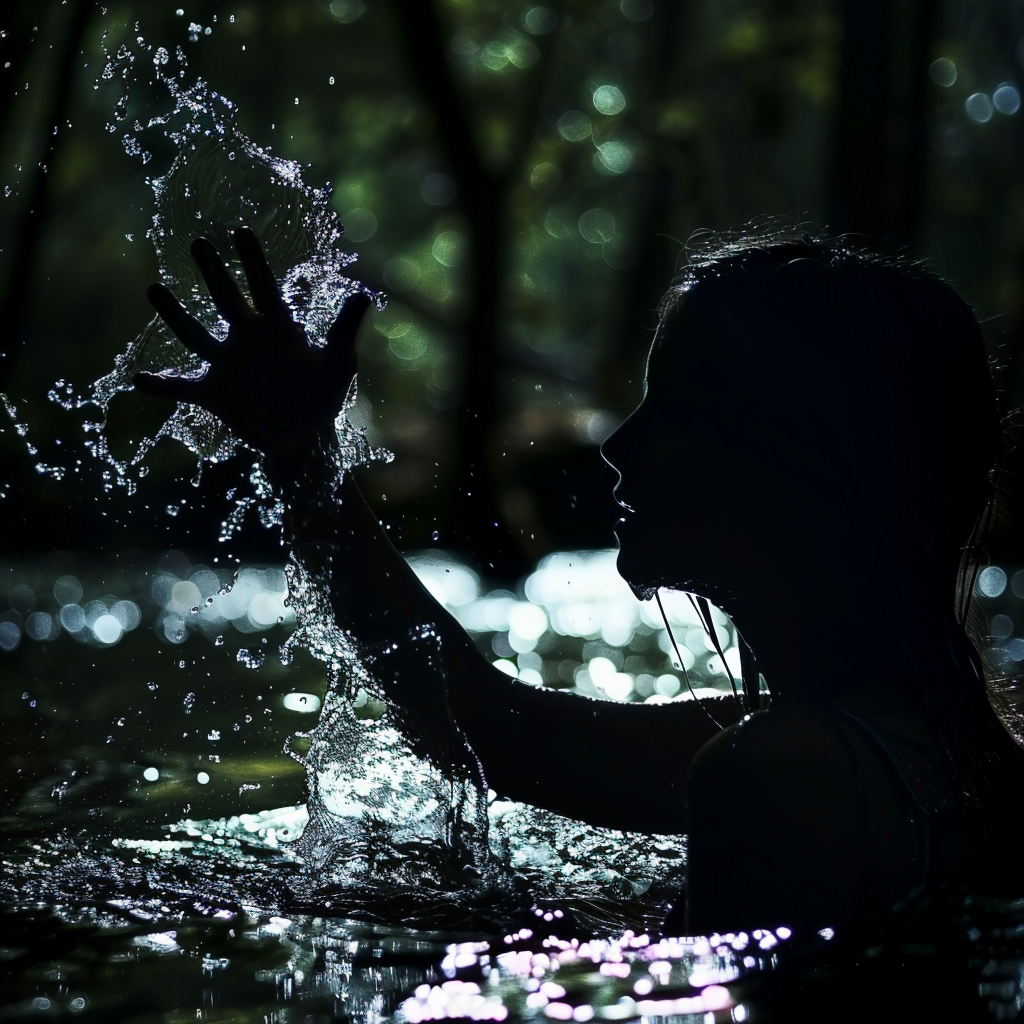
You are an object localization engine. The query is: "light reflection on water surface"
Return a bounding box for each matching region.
[3,551,1024,1022]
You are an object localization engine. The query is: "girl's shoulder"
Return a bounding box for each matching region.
[689,702,856,778]
[684,692,942,932]
[690,688,953,807]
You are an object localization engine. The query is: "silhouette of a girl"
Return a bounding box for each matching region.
[138,224,1024,934]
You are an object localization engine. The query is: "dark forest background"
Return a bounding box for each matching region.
[3,0,1024,581]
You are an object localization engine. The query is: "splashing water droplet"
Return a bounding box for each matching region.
[79,37,389,527]
[236,648,265,670]
[56,23,498,912]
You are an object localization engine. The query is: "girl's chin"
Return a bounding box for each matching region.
[614,545,723,608]
[613,545,659,601]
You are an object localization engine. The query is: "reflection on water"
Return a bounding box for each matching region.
[4,553,1024,1020]
[0,903,749,1024]
[0,904,444,1024]
[5,866,1024,1022]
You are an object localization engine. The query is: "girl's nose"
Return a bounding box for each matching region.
[600,402,642,474]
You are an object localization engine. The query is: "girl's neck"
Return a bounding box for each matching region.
[726,562,962,708]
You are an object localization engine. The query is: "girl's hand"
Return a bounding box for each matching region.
[136,226,371,461]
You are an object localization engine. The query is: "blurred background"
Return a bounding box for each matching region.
[3,0,1024,578]
[6,8,1024,1011]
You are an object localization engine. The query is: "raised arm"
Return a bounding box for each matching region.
[137,229,739,834]
[274,446,739,832]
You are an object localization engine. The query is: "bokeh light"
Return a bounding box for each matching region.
[556,110,592,142]
[578,209,616,244]
[328,0,365,23]
[594,139,635,175]
[978,566,1008,598]
[522,6,558,35]
[929,57,957,87]
[421,172,457,206]
[340,207,377,242]
[966,92,995,123]
[432,230,466,267]
[993,83,1021,115]
[3,551,1020,715]
[620,0,654,21]
[592,85,626,116]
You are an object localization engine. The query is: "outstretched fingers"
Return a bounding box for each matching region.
[147,283,223,363]
[233,226,285,315]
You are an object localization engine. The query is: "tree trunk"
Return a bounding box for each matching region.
[826,0,936,252]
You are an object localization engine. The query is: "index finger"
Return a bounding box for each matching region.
[233,226,286,316]
[147,283,222,363]
[191,237,249,323]
[324,291,371,373]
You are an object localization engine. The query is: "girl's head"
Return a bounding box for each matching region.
[604,223,1024,875]
[602,226,1001,620]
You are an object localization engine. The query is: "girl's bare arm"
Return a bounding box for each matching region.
[138,228,739,834]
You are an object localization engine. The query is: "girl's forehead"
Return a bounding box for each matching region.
[648,294,739,378]
[643,287,802,432]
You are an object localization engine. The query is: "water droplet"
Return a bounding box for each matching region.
[236,648,265,670]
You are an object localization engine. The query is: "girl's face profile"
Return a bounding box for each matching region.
[601,280,836,604]
[601,296,743,598]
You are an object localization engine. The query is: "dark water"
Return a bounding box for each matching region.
[3,555,1024,1024]
[0,552,706,1021]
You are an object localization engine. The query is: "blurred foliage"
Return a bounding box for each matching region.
[1,0,1024,571]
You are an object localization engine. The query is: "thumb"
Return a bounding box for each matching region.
[324,291,372,374]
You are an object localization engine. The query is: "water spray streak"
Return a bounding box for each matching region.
[52,26,389,509]
[72,21,509,907]
[10,15,695,929]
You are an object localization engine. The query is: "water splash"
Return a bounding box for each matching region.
[280,531,497,906]
[69,18,503,913]
[65,27,389,512]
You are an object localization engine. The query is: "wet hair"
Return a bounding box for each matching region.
[662,222,1001,581]
[662,220,1024,889]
